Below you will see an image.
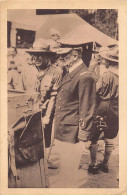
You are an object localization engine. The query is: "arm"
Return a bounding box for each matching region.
[78,74,96,142]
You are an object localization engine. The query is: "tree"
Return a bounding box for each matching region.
[70,9,118,40]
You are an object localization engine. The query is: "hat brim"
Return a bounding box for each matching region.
[99,53,119,62]
[59,38,93,46]
[25,49,53,53]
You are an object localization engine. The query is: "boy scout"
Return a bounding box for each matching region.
[89,47,119,174]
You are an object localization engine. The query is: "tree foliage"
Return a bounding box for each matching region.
[70,9,118,40]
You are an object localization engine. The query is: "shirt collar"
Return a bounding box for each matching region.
[68,59,83,73]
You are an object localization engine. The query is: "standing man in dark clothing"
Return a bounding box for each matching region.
[89,46,119,174]
[50,42,96,187]
[54,48,96,143]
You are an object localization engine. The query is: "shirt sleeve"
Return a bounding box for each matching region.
[78,74,96,141]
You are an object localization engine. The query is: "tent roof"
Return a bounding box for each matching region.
[59,23,118,46]
[36,13,118,46]
[7,10,118,47]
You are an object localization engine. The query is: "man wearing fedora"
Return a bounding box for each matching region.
[89,46,119,174]
[50,40,96,187]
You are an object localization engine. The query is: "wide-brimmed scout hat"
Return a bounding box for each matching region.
[99,46,119,62]
[26,38,52,53]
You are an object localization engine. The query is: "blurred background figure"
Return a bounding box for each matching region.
[89,47,109,82]
[7,47,26,91]
[8,62,25,91]
[49,28,60,42]
[22,52,38,93]
[7,47,17,70]
[48,28,61,57]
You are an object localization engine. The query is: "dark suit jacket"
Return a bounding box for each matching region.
[54,62,96,143]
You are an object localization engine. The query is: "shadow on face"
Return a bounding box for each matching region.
[49,53,59,64]
[33,53,49,68]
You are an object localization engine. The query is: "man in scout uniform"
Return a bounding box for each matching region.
[26,38,64,169]
[50,39,96,187]
[89,46,119,174]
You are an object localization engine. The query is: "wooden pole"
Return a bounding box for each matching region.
[40,112,49,188]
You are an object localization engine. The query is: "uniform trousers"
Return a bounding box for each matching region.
[90,138,114,166]
[49,139,89,188]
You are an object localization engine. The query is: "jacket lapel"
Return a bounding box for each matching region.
[60,73,71,86]
[69,63,87,79]
[60,63,86,87]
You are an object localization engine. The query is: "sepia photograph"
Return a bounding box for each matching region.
[7,9,119,188]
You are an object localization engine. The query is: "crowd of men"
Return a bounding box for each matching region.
[8,29,119,187]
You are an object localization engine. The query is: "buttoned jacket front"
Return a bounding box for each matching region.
[54,63,96,143]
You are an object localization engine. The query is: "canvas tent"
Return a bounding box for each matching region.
[35,13,118,67]
[8,10,118,66]
[8,10,118,47]
[36,13,118,47]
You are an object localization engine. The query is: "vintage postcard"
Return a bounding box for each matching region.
[0,1,127,195]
